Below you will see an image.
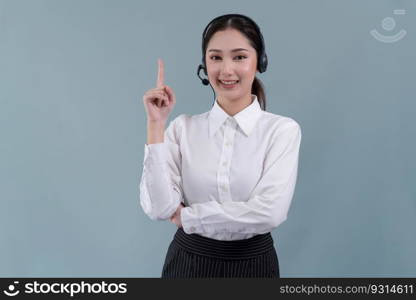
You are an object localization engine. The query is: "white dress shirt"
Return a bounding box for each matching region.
[139,94,302,241]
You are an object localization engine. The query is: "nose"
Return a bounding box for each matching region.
[220,58,234,75]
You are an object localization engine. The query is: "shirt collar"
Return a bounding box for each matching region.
[208,94,263,138]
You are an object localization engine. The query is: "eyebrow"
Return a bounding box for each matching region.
[208,48,249,53]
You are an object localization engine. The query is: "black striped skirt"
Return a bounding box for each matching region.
[161,227,279,278]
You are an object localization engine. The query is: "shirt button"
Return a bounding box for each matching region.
[222,161,227,166]
[222,185,227,191]
[225,142,231,147]
[189,226,196,233]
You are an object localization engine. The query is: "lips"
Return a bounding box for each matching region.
[218,79,239,89]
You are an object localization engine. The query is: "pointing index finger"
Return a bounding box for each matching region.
[157,58,164,88]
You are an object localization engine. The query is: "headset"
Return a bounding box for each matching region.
[196,14,268,105]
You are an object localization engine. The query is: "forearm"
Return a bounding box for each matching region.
[180,198,288,235]
[147,120,166,144]
[140,138,183,220]
[140,155,181,220]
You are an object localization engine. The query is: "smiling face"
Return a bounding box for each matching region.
[205,28,258,105]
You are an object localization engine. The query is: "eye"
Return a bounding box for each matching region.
[209,55,247,61]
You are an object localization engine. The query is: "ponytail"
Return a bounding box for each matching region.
[252,77,266,111]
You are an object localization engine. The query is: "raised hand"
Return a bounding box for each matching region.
[143,58,176,123]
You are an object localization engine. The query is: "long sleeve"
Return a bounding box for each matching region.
[139,115,185,220]
[180,122,301,235]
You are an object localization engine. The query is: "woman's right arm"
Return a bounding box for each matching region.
[140,119,185,220]
[147,120,165,144]
[140,59,184,220]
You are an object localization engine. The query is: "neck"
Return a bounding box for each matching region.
[217,94,254,116]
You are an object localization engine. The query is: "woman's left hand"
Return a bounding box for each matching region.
[170,202,185,228]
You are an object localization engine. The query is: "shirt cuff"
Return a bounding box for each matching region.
[143,143,167,165]
[181,207,204,234]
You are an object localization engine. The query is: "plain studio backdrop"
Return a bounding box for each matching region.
[0,0,415,277]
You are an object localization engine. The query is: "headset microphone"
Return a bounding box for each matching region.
[197,64,216,106]
[197,64,210,85]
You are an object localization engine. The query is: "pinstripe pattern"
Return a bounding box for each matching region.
[161,228,279,278]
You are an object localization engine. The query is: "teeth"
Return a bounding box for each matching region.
[220,80,238,85]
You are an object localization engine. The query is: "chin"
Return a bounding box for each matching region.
[220,94,243,101]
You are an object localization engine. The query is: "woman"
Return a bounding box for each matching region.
[140,14,302,278]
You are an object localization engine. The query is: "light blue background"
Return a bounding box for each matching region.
[1,0,415,277]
